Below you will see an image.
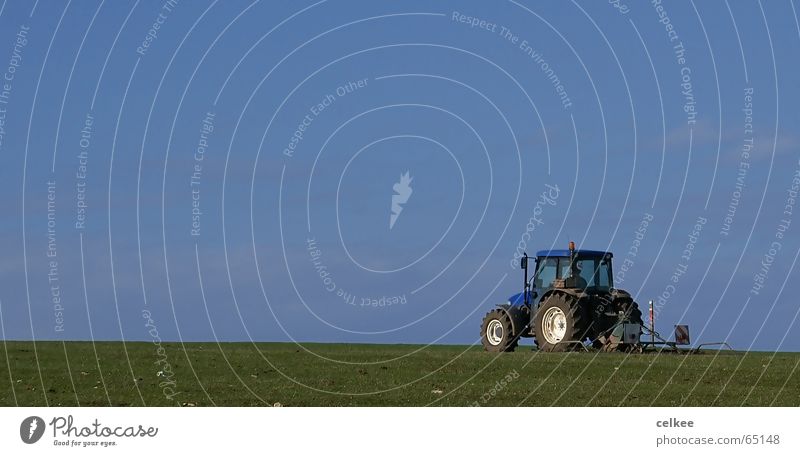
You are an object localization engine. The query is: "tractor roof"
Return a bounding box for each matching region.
[535,249,612,258]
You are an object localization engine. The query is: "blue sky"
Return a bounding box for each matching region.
[0,0,799,351]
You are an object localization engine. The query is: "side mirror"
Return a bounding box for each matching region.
[520,256,527,269]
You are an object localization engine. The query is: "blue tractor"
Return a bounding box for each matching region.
[480,242,643,352]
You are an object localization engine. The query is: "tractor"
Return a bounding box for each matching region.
[480,242,643,352]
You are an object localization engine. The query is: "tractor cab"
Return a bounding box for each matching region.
[508,243,613,306]
[531,249,613,294]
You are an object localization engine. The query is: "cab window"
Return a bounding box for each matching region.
[558,256,612,289]
[534,258,558,290]
[576,259,595,286]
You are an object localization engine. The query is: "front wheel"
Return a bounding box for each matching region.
[480,309,518,352]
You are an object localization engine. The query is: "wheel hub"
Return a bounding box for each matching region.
[486,319,504,346]
[542,307,567,344]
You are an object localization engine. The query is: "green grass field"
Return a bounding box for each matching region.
[1,341,798,406]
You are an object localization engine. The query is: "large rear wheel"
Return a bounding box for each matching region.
[480,309,518,352]
[533,293,587,352]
